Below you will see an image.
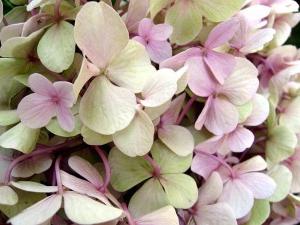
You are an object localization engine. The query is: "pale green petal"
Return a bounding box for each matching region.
[74,2,129,68]
[266,125,297,164]
[107,40,155,93]
[279,96,300,133]
[113,109,154,157]
[0,189,45,217]
[198,0,245,22]
[46,114,81,138]
[0,123,40,153]
[0,186,18,205]
[158,124,194,156]
[109,147,152,192]
[81,126,112,145]
[160,174,198,209]
[144,101,171,121]
[37,21,75,73]
[0,28,44,58]
[149,0,172,18]
[151,141,192,174]
[165,0,203,45]
[237,101,253,124]
[267,165,292,202]
[79,76,136,135]
[0,110,20,126]
[129,178,169,218]
[245,200,270,225]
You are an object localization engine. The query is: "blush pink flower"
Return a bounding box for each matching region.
[17,73,75,132]
[133,18,173,63]
[192,154,276,218]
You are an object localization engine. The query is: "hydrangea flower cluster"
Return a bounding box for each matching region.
[0,0,300,224]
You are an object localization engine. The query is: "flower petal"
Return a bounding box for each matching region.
[146,40,172,63]
[74,2,129,68]
[28,73,56,96]
[197,172,223,206]
[150,24,173,41]
[219,57,259,105]
[204,97,239,135]
[218,179,254,219]
[79,76,136,135]
[125,0,149,33]
[0,186,18,205]
[204,50,236,84]
[141,69,177,107]
[107,40,155,93]
[191,152,221,179]
[244,94,269,126]
[158,124,194,156]
[10,181,58,193]
[113,109,154,157]
[53,81,74,107]
[138,18,153,38]
[227,126,254,153]
[8,194,62,225]
[56,106,75,132]
[233,156,267,174]
[17,93,56,129]
[186,57,217,97]
[239,172,276,199]
[68,156,103,188]
[63,191,123,224]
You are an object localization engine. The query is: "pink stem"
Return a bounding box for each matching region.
[143,154,161,177]
[54,0,62,21]
[55,156,63,194]
[176,95,197,125]
[122,203,136,225]
[94,146,111,192]
[4,139,82,185]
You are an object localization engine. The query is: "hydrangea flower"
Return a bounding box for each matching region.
[17,73,75,132]
[133,18,173,63]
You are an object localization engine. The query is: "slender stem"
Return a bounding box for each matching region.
[54,0,62,21]
[122,203,136,225]
[196,151,235,177]
[4,138,82,185]
[105,192,122,209]
[143,154,160,177]
[55,156,63,194]
[176,95,197,125]
[94,146,111,192]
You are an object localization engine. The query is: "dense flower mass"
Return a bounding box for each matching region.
[0,0,300,224]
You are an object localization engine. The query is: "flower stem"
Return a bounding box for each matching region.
[55,156,63,194]
[176,95,197,125]
[143,154,161,178]
[122,203,136,225]
[94,146,111,192]
[4,138,82,185]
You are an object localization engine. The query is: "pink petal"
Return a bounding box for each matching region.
[125,0,149,33]
[68,156,103,188]
[28,73,56,96]
[233,156,267,174]
[204,97,239,135]
[227,126,254,153]
[149,24,173,41]
[195,96,213,130]
[146,40,172,63]
[239,172,276,199]
[138,18,153,38]
[56,106,75,132]
[195,135,224,154]
[203,50,236,84]
[191,152,221,179]
[132,36,147,46]
[53,81,75,108]
[160,47,201,70]
[8,194,62,225]
[186,57,217,97]
[160,93,186,125]
[17,93,56,129]
[60,170,109,205]
[205,19,238,49]
[218,179,254,219]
